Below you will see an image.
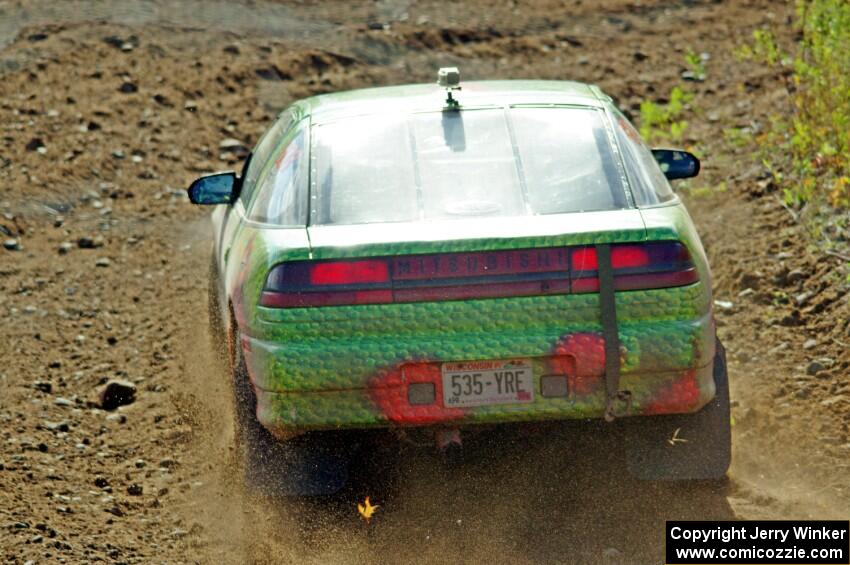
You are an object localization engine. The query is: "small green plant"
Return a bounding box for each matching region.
[684,49,707,81]
[723,127,752,149]
[639,85,694,144]
[737,29,785,66]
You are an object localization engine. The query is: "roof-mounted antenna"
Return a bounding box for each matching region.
[437,67,461,110]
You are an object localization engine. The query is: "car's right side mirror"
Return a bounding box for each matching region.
[651,149,700,180]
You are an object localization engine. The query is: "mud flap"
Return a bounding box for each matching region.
[624,340,731,480]
[597,244,631,421]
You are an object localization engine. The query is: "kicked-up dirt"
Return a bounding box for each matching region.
[0,0,848,563]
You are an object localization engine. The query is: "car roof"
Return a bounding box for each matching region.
[295,80,611,124]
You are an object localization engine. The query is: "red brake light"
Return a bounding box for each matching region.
[570,242,697,293]
[611,245,649,269]
[571,247,598,271]
[309,260,389,285]
[571,245,650,271]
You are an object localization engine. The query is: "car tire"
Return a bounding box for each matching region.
[207,253,227,362]
[624,339,731,480]
[230,330,353,497]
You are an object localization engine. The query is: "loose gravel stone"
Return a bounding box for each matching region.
[97,380,136,410]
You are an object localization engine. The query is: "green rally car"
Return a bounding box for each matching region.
[189,70,730,495]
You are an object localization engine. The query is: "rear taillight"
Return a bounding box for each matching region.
[259,242,698,308]
[310,260,389,285]
[571,245,651,271]
[570,242,698,293]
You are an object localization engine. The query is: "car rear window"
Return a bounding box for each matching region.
[612,109,675,206]
[309,107,628,225]
[249,126,309,225]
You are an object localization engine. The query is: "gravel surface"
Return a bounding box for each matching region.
[1,1,848,563]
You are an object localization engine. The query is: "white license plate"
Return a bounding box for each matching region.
[442,360,534,408]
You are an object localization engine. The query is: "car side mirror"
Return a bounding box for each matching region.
[651,149,700,180]
[187,172,237,205]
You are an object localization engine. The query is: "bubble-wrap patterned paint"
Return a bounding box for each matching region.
[255,364,716,430]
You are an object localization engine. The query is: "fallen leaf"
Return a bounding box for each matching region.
[667,427,688,446]
[358,497,379,523]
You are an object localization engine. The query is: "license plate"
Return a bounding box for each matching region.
[442,359,534,408]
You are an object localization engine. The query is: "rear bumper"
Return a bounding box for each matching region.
[241,283,715,434]
[252,360,716,435]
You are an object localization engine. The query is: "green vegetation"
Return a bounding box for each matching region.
[737,29,785,66]
[638,85,693,144]
[684,49,707,81]
[637,52,711,195]
[744,0,850,207]
[722,127,751,149]
[638,48,709,145]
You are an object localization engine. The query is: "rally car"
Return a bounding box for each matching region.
[189,69,730,495]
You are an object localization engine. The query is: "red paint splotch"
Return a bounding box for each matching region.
[643,370,700,415]
[368,362,466,425]
[548,332,607,395]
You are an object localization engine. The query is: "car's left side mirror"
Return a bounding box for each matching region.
[651,149,700,180]
[187,172,237,205]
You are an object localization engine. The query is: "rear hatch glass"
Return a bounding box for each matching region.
[309,107,628,226]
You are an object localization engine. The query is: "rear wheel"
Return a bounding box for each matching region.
[624,339,731,480]
[207,254,227,363]
[230,330,354,497]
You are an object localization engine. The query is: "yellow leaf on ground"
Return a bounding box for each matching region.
[358,497,379,522]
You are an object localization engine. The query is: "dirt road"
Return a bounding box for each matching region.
[1,1,848,563]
